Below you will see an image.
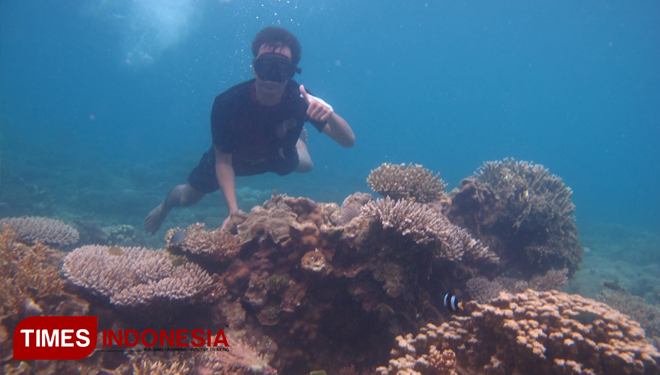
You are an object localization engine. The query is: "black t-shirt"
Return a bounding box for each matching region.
[211,79,326,163]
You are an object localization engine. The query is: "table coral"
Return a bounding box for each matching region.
[367,163,447,203]
[63,245,213,307]
[379,289,660,375]
[0,216,79,246]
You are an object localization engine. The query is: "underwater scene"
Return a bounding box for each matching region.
[1,0,659,374]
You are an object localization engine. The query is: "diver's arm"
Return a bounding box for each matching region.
[300,85,355,148]
[321,112,354,148]
[215,146,238,229]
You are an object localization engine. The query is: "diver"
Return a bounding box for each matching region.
[144,26,355,235]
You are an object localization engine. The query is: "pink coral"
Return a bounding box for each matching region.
[1,216,79,246]
[63,245,213,306]
[198,335,276,375]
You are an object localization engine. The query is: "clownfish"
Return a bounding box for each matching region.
[444,293,464,312]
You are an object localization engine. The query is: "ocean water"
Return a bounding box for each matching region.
[1,0,660,371]
[2,2,659,244]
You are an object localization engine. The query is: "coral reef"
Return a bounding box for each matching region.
[63,245,213,307]
[0,216,79,246]
[197,335,277,375]
[599,290,660,350]
[166,222,242,262]
[362,197,495,262]
[379,289,660,375]
[0,225,89,362]
[367,163,447,203]
[334,192,373,226]
[447,158,582,275]
[466,269,569,303]
[161,192,505,373]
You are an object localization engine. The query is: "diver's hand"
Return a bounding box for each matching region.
[220,209,244,232]
[300,85,333,122]
[220,216,232,232]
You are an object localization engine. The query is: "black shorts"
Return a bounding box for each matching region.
[188,146,299,194]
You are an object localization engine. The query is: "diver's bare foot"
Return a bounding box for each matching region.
[144,203,170,235]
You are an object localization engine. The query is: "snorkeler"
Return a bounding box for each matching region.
[144,26,354,235]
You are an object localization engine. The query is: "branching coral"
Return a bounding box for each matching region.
[379,289,660,375]
[367,163,447,203]
[362,197,443,245]
[166,223,241,262]
[198,335,276,375]
[0,216,79,246]
[362,197,495,262]
[63,245,213,307]
[447,158,582,275]
[0,225,87,362]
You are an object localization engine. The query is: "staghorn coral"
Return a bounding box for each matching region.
[379,289,660,375]
[0,225,88,363]
[63,245,213,307]
[367,163,447,203]
[198,335,276,375]
[166,223,241,262]
[0,216,79,246]
[447,158,582,275]
[362,197,494,261]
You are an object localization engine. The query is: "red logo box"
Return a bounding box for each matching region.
[14,316,97,360]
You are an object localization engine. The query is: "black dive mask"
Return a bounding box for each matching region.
[253,52,301,82]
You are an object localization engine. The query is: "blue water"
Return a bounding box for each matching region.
[1,0,659,230]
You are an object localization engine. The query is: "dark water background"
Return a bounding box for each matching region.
[1,0,659,236]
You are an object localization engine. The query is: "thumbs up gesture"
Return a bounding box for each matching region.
[300,85,333,122]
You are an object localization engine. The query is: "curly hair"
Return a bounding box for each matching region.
[251,26,301,65]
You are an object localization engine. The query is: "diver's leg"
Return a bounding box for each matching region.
[144,184,205,235]
[295,138,313,173]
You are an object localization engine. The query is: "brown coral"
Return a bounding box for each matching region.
[0,225,87,363]
[447,158,582,275]
[63,245,213,307]
[166,223,241,262]
[379,289,660,375]
[599,290,660,348]
[367,163,447,203]
[0,216,79,246]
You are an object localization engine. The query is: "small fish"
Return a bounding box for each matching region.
[108,246,124,256]
[568,311,601,324]
[601,281,625,291]
[170,229,188,247]
[444,293,464,312]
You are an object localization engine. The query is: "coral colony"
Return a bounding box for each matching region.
[1,159,660,374]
